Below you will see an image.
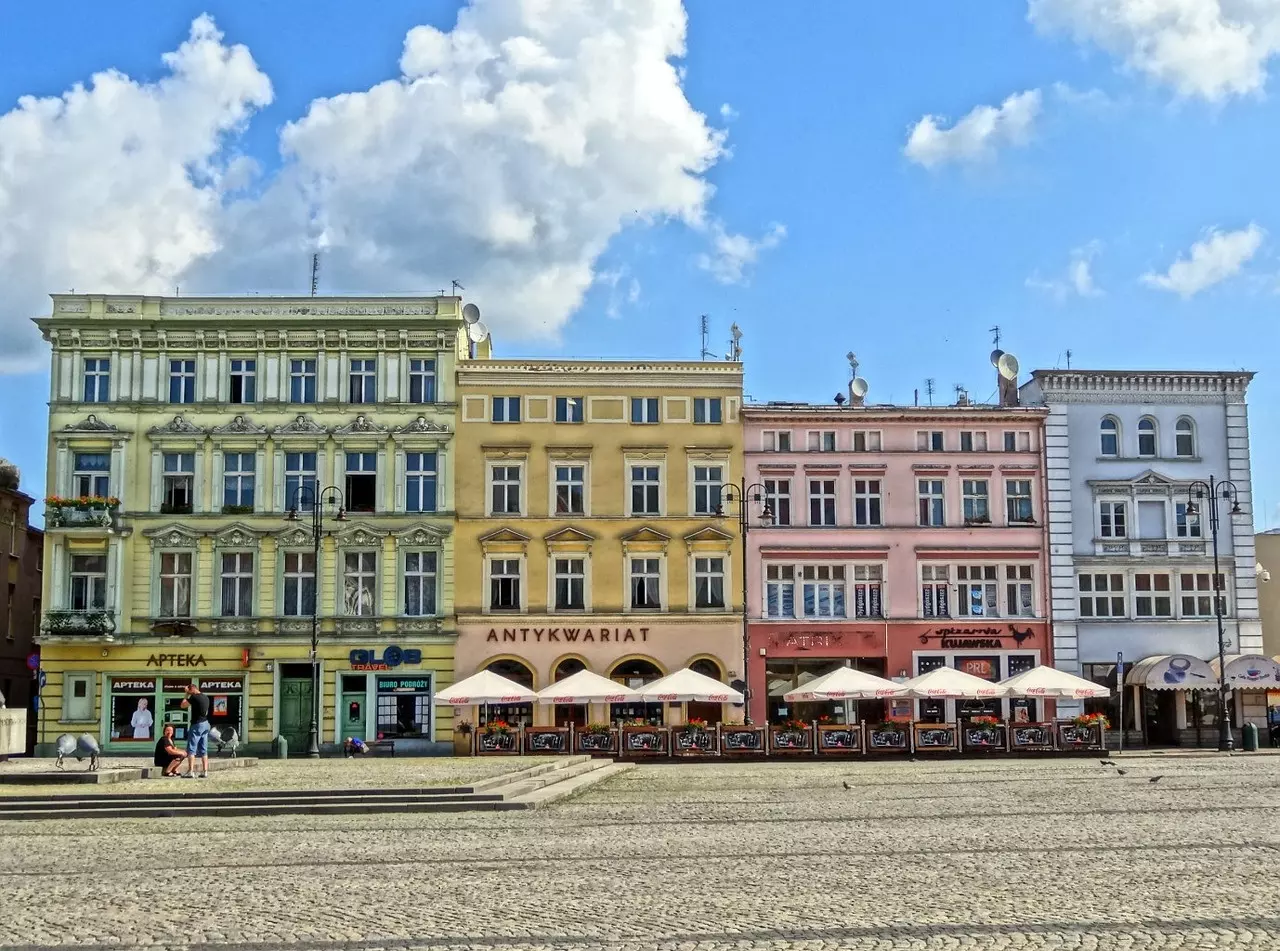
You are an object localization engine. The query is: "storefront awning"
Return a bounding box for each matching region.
[1124,654,1215,691]
[1209,654,1280,689]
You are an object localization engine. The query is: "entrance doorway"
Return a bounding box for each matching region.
[340,674,367,743]
[552,658,587,727]
[279,663,316,752]
[1143,688,1180,745]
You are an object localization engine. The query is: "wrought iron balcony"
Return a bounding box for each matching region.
[41,610,116,636]
[44,498,118,529]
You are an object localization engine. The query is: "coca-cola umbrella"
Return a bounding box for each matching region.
[435,669,537,705]
[535,669,638,704]
[639,667,745,704]
[895,666,1010,700]
[998,665,1111,699]
[783,666,902,701]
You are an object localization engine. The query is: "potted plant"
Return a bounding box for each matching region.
[1060,711,1108,748]
[453,720,473,756]
[1073,712,1110,730]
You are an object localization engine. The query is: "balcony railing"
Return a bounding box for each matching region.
[41,610,116,636]
[44,498,118,529]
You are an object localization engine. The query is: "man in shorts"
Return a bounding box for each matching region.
[180,683,212,779]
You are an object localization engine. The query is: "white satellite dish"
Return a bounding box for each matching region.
[850,377,869,398]
[462,303,481,325]
[467,321,489,343]
[997,352,1020,381]
[989,349,1005,368]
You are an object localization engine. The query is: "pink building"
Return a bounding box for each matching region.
[742,393,1051,725]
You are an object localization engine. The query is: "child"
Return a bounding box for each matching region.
[344,736,371,758]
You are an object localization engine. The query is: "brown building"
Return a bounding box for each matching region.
[2,460,43,754]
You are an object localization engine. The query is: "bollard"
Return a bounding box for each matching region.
[1242,723,1258,752]
[275,735,288,759]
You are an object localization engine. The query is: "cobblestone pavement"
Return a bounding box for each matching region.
[4,756,1280,950]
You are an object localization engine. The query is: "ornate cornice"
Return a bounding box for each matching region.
[211,415,268,437]
[148,414,207,438]
[332,415,388,437]
[392,415,451,437]
[1028,370,1253,405]
[60,414,123,434]
[393,525,450,546]
[272,414,329,437]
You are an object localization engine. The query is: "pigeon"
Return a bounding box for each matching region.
[1149,776,1163,784]
[1099,759,1117,766]
[842,781,851,790]
[1116,769,1128,776]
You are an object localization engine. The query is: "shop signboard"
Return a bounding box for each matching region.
[351,646,422,671]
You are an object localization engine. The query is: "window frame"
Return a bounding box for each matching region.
[1099,500,1128,539]
[1133,571,1173,618]
[552,556,588,612]
[693,555,727,611]
[281,550,317,617]
[344,451,378,514]
[289,358,318,404]
[917,479,945,527]
[917,431,945,452]
[492,395,521,423]
[1099,417,1120,457]
[555,396,584,424]
[72,451,111,498]
[808,478,837,527]
[801,564,846,618]
[1005,479,1034,524]
[218,550,255,618]
[552,462,587,516]
[402,549,439,617]
[764,478,791,526]
[69,553,108,612]
[851,430,882,452]
[853,478,881,527]
[962,479,991,524]
[955,564,999,617]
[348,358,377,404]
[1175,417,1196,458]
[630,397,660,424]
[764,564,795,618]
[691,464,725,517]
[157,550,194,619]
[168,358,197,405]
[488,557,524,612]
[404,451,439,514]
[807,430,837,452]
[161,452,196,515]
[627,462,663,517]
[341,549,379,617]
[1078,572,1127,619]
[284,451,318,513]
[627,556,663,611]
[408,358,437,405]
[228,358,256,405]
[693,397,723,424]
[488,462,524,517]
[222,452,256,511]
[1137,416,1158,458]
[82,357,110,403]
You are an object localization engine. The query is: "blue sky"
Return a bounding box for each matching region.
[1,1,1279,528]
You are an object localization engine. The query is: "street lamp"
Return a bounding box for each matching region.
[1185,477,1242,753]
[715,481,773,725]
[285,484,346,758]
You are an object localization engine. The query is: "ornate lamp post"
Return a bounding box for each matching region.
[285,484,346,758]
[1185,477,1241,753]
[715,481,773,725]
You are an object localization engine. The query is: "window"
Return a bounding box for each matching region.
[802,565,845,617]
[343,552,378,615]
[693,398,722,424]
[492,396,521,422]
[960,431,987,452]
[1006,480,1033,523]
[853,479,881,527]
[1005,565,1034,616]
[83,358,110,403]
[629,558,661,610]
[694,557,725,609]
[555,396,583,423]
[554,465,585,515]
[693,465,723,516]
[765,565,795,617]
[852,431,882,452]
[490,465,522,515]
[69,554,107,611]
[158,552,192,617]
[807,431,837,452]
[917,431,944,451]
[222,453,255,510]
[168,359,196,404]
[629,465,661,516]
[72,452,110,498]
[763,431,792,452]
[631,397,659,423]
[490,558,521,611]
[229,359,256,404]
[1004,430,1031,452]
[282,552,316,616]
[554,558,586,610]
[957,565,998,616]
[1175,502,1202,538]
[1175,418,1195,457]
[403,551,438,616]
[345,452,377,513]
[918,480,945,527]
[1137,417,1157,457]
[161,452,195,514]
[405,452,438,513]
[1099,501,1127,538]
[285,452,317,512]
[1078,573,1126,618]
[220,552,253,617]
[1134,573,1173,618]
[852,565,884,618]
[349,359,376,404]
[1099,417,1119,457]
[809,479,837,526]
[408,359,437,404]
[962,480,990,524]
[920,565,949,617]
[289,359,317,404]
[765,479,791,526]
[1180,573,1226,618]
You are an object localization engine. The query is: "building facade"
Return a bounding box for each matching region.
[1,461,43,752]
[742,398,1051,725]
[1022,370,1263,745]
[453,359,745,728]
[34,294,471,755]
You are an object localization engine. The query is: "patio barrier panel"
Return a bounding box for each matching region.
[960,722,1008,753]
[719,725,766,755]
[672,726,718,756]
[476,729,520,755]
[912,723,959,752]
[769,724,814,754]
[1009,722,1056,751]
[816,723,863,754]
[1056,720,1106,751]
[575,729,618,756]
[621,726,669,757]
[866,723,912,754]
[524,727,570,755]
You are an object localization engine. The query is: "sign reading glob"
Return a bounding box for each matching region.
[350,646,422,671]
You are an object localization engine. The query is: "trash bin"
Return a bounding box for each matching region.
[1242,723,1258,752]
[275,735,288,759]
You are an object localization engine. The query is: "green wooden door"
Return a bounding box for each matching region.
[280,676,315,752]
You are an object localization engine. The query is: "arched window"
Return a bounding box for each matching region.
[1099,417,1120,457]
[487,658,534,688]
[609,658,665,726]
[483,659,535,727]
[1137,417,1157,458]
[553,657,586,681]
[690,658,724,680]
[1175,417,1196,458]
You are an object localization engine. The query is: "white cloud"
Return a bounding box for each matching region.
[1028,241,1104,301]
[697,221,786,284]
[1142,224,1265,297]
[904,89,1042,169]
[719,102,739,121]
[1029,0,1280,101]
[0,15,272,370]
[598,267,642,319]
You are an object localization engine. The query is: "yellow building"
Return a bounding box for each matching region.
[34,294,479,755]
[453,359,746,728]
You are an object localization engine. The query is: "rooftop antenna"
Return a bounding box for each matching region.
[925,378,936,405]
[1065,348,1073,370]
[310,253,319,297]
[989,325,1001,349]
[954,383,966,400]
[726,323,743,362]
[700,315,715,361]
[451,280,464,296]
[847,352,860,378]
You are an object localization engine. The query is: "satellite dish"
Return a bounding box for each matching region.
[467,321,489,343]
[997,352,1020,381]
[462,303,481,325]
[989,349,1005,368]
[851,377,869,398]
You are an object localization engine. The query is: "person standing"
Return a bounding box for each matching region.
[180,683,211,779]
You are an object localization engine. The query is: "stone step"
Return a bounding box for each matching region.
[0,796,531,821]
[508,762,635,808]
[0,784,499,806]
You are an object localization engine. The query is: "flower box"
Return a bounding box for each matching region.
[523,727,569,755]
[912,723,958,752]
[769,721,813,754]
[1008,722,1055,750]
[866,723,911,753]
[41,610,116,636]
[620,726,669,757]
[961,720,1007,752]
[477,722,519,755]
[816,723,863,753]
[672,726,717,755]
[45,497,118,529]
[718,725,765,755]
[575,727,618,756]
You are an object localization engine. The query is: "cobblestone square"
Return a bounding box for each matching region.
[3,755,1280,950]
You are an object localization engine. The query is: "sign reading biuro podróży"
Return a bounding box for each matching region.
[377,677,430,693]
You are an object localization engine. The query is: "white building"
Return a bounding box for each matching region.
[1022,370,1263,746]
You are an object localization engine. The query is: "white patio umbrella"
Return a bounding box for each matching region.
[998,665,1111,699]
[535,670,638,704]
[896,666,1010,699]
[783,666,902,701]
[640,667,745,704]
[435,669,537,705]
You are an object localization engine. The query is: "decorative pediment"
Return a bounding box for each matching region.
[62,414,118,434]
[479,527,532,553]
[142,524,202,549]
[394,525,450,546]
[621,526,670,553]
[544,526,595,547]
[683,526,736,549]
[393,416,450,436]
[210,522,266,547]
[272,414,329,437]
[1090,469,1180,495]
[333,415,388,437]
[1132,469,1174,486]
[211,415,268,436]
[276,526,316,549]
[148,415,207,437]
[332,523,389,548]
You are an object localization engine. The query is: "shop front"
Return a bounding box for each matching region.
[105,672,245,750]
[748,622,888,725]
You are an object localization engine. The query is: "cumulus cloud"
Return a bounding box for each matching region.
[1142,224,1265,297]
[719,103,739,121]
[1029,0,1280,101]
[1027,241,1104,301]
[904,89,1042,169]
[697,221,786,284]
[597,267,641,319]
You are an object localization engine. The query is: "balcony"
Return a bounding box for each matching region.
[41,610,116,637]
[44,497,118,530]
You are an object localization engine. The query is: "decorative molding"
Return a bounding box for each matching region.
[335,617,379,635]
[479,527,532,547]
[62,414,118,434]
[1028,369,1253,405]
[394,525,450,546]
[148,415,207,438]
[211,415,268,436]
[210,522,266,547]
[214,618,256,635]
[392,415,451,436]
[544,526,595,545]
[332,415,388,437]
[160,301,439,317]
[683,526,735,544]
[272,414,329,437]
[277,618,312,635]
[276,526,316,549]
[142,525,202,549]
[395,616,444,635]
[332,523,389,547]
